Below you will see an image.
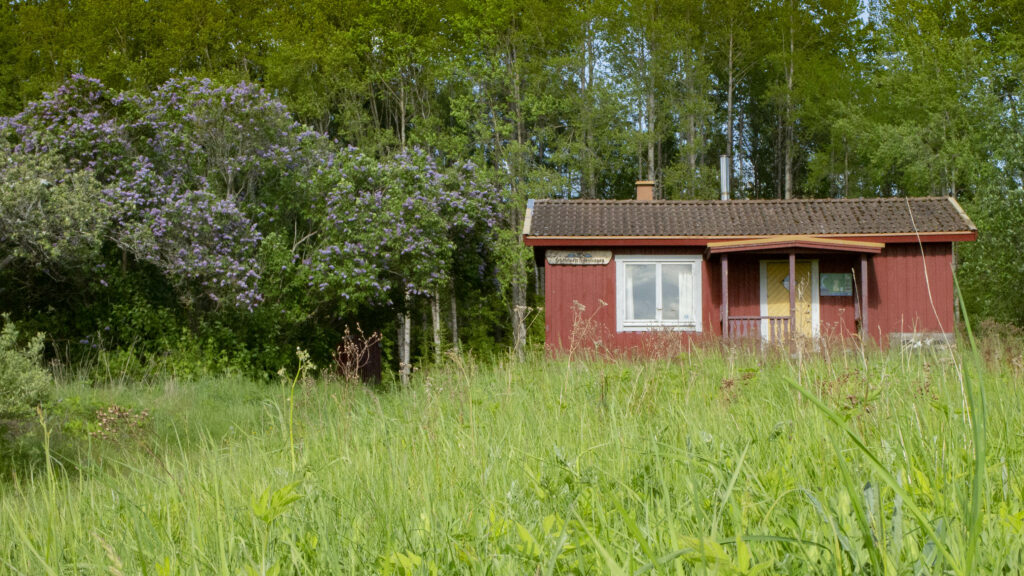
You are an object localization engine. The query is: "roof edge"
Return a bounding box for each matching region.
[946,196,978,231]
[523,231,977,247]
[529,196,962,205]
[522,199,534,236]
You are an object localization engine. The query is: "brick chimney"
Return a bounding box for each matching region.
[635,180,654,201]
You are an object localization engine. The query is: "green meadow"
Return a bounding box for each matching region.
[2,339,1023,575]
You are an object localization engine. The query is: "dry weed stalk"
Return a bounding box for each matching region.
[333,324,382,384]
[567,299,608,362]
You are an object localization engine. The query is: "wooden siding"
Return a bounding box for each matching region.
[542,243,956,354]
[818,255,861,341]
[869,243,954,344]
[544,247,714,354]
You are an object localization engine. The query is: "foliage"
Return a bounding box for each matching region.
[959,190,1024,325]
[317,148,498,300]
[2,76,268,308]
[0,73,510,372]
[0,144,111,272]
[0,0,1021,204]
[89,404,150,442]
[0,315,49,424]
[2,0,1024,372]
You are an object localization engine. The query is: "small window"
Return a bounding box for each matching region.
[616,255,702,332]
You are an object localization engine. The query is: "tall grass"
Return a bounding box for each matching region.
[2,341,1023,574]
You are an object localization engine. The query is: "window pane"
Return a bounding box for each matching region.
[626,264,656,320]
[662,264,681,320]
[679,264,693,320]
[662,263,693,321]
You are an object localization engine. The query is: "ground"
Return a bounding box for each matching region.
[1,340,1023,575]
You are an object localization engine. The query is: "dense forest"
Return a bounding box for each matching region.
[1,0,1023,375]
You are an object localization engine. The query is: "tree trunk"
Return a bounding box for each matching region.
[511,281,527,361]
[737,109,746,194]
[784,8,795,200]
[843,136,850,197]
[509,42,530,361]
[399,82,407,152]
[685,50,700,183]
[647,88,656,182]
[450,289,460,353]
[399,290,411,385]
[431,290,442,362]
[727,32,735,195]
[727,34,734,160]
[583,24,596,198]
[688,112,697,175]
[776,118,784,200]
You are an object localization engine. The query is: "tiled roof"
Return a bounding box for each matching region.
[524,197,976,237]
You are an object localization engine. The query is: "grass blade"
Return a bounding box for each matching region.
[955,276,986,575]
[788,379,963,575]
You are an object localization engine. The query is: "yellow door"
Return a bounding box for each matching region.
[764,261,814,338]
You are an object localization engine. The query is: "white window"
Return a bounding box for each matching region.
[616,255,702,332]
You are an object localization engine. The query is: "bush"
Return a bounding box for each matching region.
[0,315,50,428]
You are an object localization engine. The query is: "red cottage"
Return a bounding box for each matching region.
[523,183,977,352]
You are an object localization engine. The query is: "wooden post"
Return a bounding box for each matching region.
[788,252,796,336]
[721,254,729,337]
[860,254,869,340]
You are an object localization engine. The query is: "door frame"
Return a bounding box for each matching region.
[759,259,820,339]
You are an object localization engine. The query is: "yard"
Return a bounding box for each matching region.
[2,340,1023,575]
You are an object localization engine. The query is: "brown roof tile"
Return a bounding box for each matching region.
[524,197,975,237]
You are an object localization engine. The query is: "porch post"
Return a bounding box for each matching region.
[789,252,796,337]
[860,253,869,339]
[721,254,729,337]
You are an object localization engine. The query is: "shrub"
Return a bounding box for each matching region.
[90,405,150,443]
[0,315,50,430]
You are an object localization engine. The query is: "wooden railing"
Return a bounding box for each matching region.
[727,315,791,341]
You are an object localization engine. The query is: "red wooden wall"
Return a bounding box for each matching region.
[542,242,955,353]
[869,243,955,344]
[543,247,719,354]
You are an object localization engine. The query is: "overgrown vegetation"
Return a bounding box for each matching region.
[0,316,49,433]
[2,337,1021,574]
[0,77,504,375]
[2,1,1024,373]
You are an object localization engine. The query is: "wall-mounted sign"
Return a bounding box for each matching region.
[546,250,612,266]
[820,273,854,296]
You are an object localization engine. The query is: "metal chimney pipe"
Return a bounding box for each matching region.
[720,155,730,201]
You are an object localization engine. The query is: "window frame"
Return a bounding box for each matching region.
[615,254,703,332]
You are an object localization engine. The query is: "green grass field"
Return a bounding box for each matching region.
[2,340,1023,575]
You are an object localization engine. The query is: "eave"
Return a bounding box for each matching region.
[522,230,977,247]
[705,235,884,255]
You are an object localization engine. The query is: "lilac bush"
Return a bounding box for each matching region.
[138,77,317,199]
[106,160,263,309]
[309,147,498,307]
[0,76,305,308]
[0,144,112,272]
[2,74,499,329]
[0,75,139,181]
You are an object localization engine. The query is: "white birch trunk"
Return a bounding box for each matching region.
[431,290,442,362]
[512,281,527,361]
[399,290,411,385]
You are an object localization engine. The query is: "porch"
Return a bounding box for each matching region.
[709,236,883,342]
